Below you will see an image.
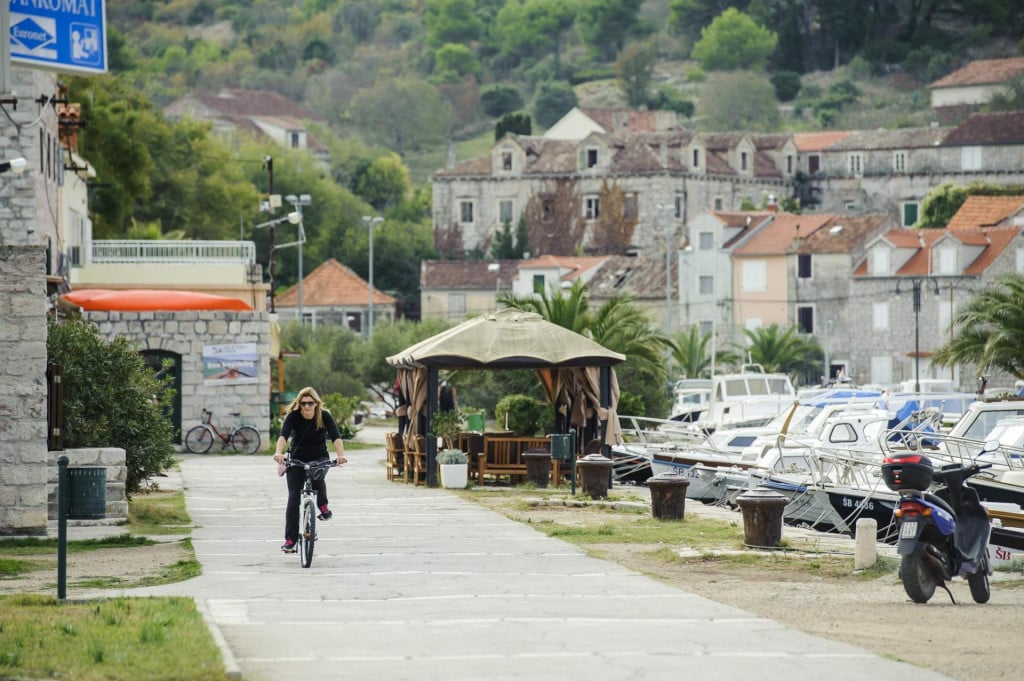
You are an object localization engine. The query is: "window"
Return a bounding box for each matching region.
[542,198,554,220]
[872,302,889,330]
[893,151,907,172]
[902,202,919,226]
[584,195,600,219]
[740,151,748,171]
[961,146,982,171]
[808,154,821,173]
[448,293,466,319]
[827,423,857,444]
[698,275,714,295]
[742,260,767,292]
[532,274,545,294]
[713,197,723,210]
[674,193,684,218]
[798,254,812,279]
[871,248,890,275]
[938,297,953,337]
[498,199,514,225]
[870,355,893,386]
[699,231,714,250]
[848,153,863,176]
[459,200,474,223]
[797,305,814,334]
[501,151,512,171]
[698,320,713,336]
[290,132,301,148]
[623,194,637,220]
[579,147,599,169]
[936,247,956,274]
[843,199,859,212]
[786,154,793,174]
[692,148,700,168]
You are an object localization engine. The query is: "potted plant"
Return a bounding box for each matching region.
[431,409,468,488]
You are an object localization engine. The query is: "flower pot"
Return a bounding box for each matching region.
[439,463,468,489]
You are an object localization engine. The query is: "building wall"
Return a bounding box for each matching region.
[82,310,272,448]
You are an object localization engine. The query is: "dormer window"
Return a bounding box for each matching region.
[870,247,890,275]
[501,151,513,171]
[692,149,700,168]
[936,247,956,274]
[740,151,748,172]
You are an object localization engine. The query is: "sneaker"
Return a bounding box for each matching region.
[281,540,297,553]
[318,504,332,521]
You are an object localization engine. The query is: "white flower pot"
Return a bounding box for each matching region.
[439,463,468,489]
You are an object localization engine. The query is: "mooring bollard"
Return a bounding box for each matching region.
[735,488,789,548]
[576,453,613,500]
[854,518,878,569]
[648,471,690,520]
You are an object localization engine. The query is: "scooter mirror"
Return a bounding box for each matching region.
[982,438,999,453]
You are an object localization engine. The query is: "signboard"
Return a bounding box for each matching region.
[7,1,107,75]
[202,343,260,386]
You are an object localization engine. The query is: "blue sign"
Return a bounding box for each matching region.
[8,0,107,75]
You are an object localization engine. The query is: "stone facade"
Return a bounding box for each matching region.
[82,309,272,447]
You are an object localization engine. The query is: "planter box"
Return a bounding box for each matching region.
[439,463,468,489]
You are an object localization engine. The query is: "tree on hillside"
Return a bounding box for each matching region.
[533,80,577,128]
[933,274,1024,381]
[495,112,532,140]
[986,74,1024,112]
[697,71,780,131]
[616,42,656,108]
[349,78,450,155]
[493,0,578,76]
[690,8,777,71]
[424,0,483,48]
[576,0,644,61]
[350,154,411,211]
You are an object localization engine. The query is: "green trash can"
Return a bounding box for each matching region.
[66,467,107,519]
[465,412,485,432]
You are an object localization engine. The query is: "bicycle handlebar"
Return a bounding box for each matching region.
[284,459,338,470]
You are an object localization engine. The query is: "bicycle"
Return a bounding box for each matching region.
[285,458,337,568]
[184,408,261,455]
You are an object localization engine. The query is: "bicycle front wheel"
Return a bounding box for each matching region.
[299,498,316,568]
[185,425,214,454]
[231,426,261,455]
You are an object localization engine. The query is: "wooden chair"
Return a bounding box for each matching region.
[384,432,405,482]
[406,434,428,486]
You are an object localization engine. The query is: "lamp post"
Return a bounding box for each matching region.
[656,203,676,333]
[896,277,940,393]
[287,194,311,324]
[362,216,383,338]
[254,210,302,313]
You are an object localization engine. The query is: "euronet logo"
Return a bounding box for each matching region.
[11,18,56,52]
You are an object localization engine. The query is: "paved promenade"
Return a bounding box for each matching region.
[110,427,952,681]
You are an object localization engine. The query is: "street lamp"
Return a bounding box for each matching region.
[362,215,383,337]
[896,277,940,393]
[286,194,311,324]
[254,210,302,313]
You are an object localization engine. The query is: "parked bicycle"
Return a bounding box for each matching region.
[184,408,261,455]
[286,458,337,568]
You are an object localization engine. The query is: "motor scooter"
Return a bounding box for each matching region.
[881,440,996,604]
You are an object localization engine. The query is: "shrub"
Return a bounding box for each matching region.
[437,449,469,465]
[480,84,524,117]
[533,80,577,128]
[495,394,551,436]
[47,317,175,495]
[770,71,801,102]
[320,393,361,440]
[429,408,465,449]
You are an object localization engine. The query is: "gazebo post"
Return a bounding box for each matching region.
[426,367,439,486]
[600,365,612,489]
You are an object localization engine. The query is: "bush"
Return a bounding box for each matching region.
[437,449,469,465]
[495,394,551,436]
[47,317,175,495]
[770,71,801,102]
[647,86,694,117]
[533,80,577,128]
[480,84,524,117]
[320,393,361,440]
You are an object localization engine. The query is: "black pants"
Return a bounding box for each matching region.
[284,462,329,542]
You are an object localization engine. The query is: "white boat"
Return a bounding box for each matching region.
[695,364,797,433]
[668,378,712,422]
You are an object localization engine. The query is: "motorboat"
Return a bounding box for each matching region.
[695,364,797,433]
[668,378,712,422]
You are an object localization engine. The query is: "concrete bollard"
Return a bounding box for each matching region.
[854,518,878,569]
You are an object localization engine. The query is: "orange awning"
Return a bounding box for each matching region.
[62,289,253,312]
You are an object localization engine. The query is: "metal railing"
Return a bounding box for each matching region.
[88,240,255,264]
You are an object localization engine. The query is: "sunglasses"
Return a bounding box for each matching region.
[299,400,316,407]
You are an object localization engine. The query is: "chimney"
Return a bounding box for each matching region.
[791,223,803,250]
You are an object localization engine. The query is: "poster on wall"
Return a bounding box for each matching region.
[202,343,259,385]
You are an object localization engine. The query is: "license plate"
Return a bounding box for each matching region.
[900,520,918,539]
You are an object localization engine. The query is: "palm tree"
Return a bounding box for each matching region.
[671,325,740,378]
[741,324,823,384]
[932,274,1024,380]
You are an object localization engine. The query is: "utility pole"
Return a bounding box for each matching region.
[263,156,276,312]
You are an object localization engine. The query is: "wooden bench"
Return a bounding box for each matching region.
[477,436,549,485]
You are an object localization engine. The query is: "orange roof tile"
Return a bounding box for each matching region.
[732,213,834,255]
[930,57,1024,88]
[946,195,1024,229]
[964,226,1021,274]
[793,131,854,152]
[275,258,395,307]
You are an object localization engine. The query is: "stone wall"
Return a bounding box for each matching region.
[83,309,272,447]
[0,246,49,535]
[46,448,129,524]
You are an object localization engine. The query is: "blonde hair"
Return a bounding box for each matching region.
[289,387,325,429]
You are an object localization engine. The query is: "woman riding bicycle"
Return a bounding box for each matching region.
[273,387,347,553]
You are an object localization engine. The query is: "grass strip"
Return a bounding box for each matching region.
[0,594,224,681]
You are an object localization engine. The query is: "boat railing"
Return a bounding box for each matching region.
[881,429,1024,471]
[618,415,706,448]
[769,435,889,491]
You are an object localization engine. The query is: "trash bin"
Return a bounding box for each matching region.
[523,449,551,488]
[66,466,107,520]
[648,471,690,520]
[576,453,613,500]
[465,412,485,432]
[735,488,789,548]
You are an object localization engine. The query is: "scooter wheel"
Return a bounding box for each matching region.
[968,556,990,604]
[901,545,938,603]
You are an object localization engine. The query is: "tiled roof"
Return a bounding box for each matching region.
[929,57,1024,88]
[579,108,680,133]
[827,127,947,151]
[793,131,854,152]
[420,260,518,289]
[518,255,610,281]
[941,111,1024,146]
[881,228,928,249]
[858,225,1021,277]
[732,213,835,256]
[275,258,395,307]
[753,151,782,178]
[964,226,1021,274]
[798,215,891,254]
[946,195,1024,228]
[587,255,675,300]
[191,89,323,120]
